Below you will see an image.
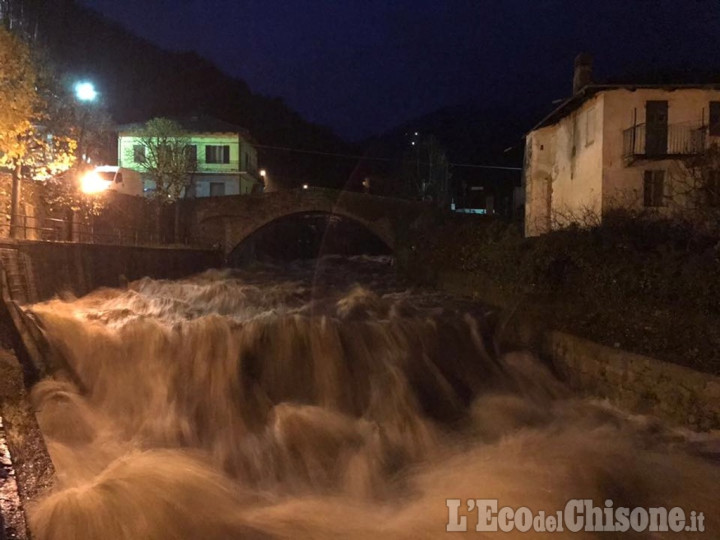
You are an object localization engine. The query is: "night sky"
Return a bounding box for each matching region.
[79,0,719,141]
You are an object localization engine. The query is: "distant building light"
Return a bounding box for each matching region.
[453,207,487,215]
[302,184,309,190]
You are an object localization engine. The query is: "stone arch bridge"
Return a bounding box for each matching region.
[183,188,434,255]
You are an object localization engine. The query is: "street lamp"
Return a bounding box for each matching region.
[74,81,98,102]
[258,169,268,192]
[73,80,98,165]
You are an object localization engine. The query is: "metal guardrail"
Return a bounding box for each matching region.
[7,215,219,249]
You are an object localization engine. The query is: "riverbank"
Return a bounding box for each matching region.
[434,269,720,431]
[405,212,720,376]
[0,348,50,540]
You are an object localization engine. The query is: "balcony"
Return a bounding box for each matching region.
[195,160,242,173]
[622,122,706,161]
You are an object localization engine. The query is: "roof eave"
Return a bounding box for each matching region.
[528,82,720,134]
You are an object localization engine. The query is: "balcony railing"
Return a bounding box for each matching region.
[622,122,706,160]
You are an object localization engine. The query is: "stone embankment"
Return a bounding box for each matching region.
[438,269,720,431]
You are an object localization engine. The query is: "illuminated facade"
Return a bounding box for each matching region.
[118,116,261,197]
[524,58,720,236]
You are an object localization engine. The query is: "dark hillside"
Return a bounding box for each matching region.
[4,0,353,187]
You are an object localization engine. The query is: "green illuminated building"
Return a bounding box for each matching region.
[118,115,261,197]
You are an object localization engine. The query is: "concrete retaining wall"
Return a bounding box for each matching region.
[437,269,720,431]
[0,241,223,303]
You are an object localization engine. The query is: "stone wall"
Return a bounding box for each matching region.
[436,269,720,431]
[0,172,177,244]
[182,188,432,254]
[546,331,720,431]
[0,182,433,253]
[86,191,175,245]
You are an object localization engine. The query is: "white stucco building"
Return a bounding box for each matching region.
[524,55,720,236]
[118,115,261,198]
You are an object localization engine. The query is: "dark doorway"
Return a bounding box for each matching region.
[645,101,668,157]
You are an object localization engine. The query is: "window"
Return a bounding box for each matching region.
[205,145,230,164]
[97,171,118,183]
[707,170,720,207]
[574,112,584,151]
[157,144,172,163]
[643,170,666,207]
[133,144,146,163]
[185,145,197,166]
[710,102,720,136]
[209,182,225,196]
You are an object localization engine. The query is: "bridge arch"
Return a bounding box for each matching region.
[222,211,393,263]
[187,188,430,255]
[200,209,394,256]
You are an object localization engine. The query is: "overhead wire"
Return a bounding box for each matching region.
[253,143,522,171]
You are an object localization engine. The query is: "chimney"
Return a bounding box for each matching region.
[573,53,593,94]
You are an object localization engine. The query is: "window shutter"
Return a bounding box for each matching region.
[133,144,146,163]
[708,170,720,206]
[643,170,665,207]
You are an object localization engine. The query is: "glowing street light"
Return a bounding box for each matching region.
[259,169,267,178]
[80,170,111,194]
[74,81,98,102]
[302,184,309,190]
[73,81,98,164]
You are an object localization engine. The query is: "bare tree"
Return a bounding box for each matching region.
[668,142,720,232]
[137,118,197,242]
[138,118,196,201]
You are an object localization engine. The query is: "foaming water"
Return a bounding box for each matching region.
[24,257,720,538]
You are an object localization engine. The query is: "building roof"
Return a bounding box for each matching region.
[117,115,256,142]
[531,83,720,132]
